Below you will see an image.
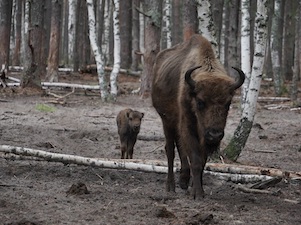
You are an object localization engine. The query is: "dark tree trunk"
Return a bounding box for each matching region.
[131,0,140,71]
[0,0,13,68]
[225,0,240,76]
[120,0,132,69]
[140,0,162,98]
[21,0,45,89]
[211,0,224,48]
[282,0,296,81]
[45,0,61,82]
[182,0,197,41]
[171,0,182,45]
[12,0,22,66]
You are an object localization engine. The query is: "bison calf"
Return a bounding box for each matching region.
[116,108,144,159]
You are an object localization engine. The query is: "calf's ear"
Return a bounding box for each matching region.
[141,113,144,118]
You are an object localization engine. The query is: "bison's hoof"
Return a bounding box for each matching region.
[191,188,205,200]
[166,181,175,192]
[179,178,189,190]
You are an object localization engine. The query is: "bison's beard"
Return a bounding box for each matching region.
[205,142,220,155]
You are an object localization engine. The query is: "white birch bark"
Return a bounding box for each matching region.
[240,0,251,107]
[86,0,108,101]
[3,145,300,183]
[243,0,268,121]
[68,0,77,68]
[224,0,268,161]
[270,0,283,96]
[110,0,120,100]
[196,0,218,56]
[162,0,171,49]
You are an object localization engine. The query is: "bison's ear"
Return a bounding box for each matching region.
[141,113,144,118]
[126,109,132,118]
[231,67,245,91]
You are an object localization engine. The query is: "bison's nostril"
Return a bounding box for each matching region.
[206,130,224,142]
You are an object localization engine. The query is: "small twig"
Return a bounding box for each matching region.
[236,184,279,195]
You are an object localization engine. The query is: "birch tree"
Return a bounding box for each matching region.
[110,0,120,100]
[68,0,77,69]
[240,0,251,105]
[196,0,218,56]
[102,0,111,66]
[162,0,172,48]
[86,0,108,101]
[270,0,284,96]
[224,0,268,161]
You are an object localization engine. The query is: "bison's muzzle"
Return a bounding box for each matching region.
[205,128,224,145]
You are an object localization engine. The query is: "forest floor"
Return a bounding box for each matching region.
[0,72,300,225]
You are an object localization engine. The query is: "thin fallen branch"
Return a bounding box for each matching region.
[236,184,280,195]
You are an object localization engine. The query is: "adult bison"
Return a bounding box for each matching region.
[151,34,245,199]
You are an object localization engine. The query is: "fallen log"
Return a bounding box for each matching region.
[79,65,142,77]
[1,145,300,183]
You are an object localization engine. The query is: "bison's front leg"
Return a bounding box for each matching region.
[190,151,207,200]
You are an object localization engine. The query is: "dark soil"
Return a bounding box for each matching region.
[0,73,300,225]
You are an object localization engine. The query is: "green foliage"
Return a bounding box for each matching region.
[35,104,56,113]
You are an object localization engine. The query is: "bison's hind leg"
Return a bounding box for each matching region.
[162,126,177,192]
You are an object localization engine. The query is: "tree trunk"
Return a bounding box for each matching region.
[21,0,44,89]
[224,0,268,161]
[225,0,240,74]
[271,0,284,96]
[171,0,182,45]
[110,0,120,100]
[241,0,251,106]
[140,0,162,98]
[282,0,296,81]
[45,0,61,82]
[131,0,141,70]
[183,0,197,41]
[101,0,111,66]
[291,0,300,106]
[161,0,172,49]
[68,0,77,70]
[120,0,132,69]
[12,0,22,66]
[0,0,13,68]
[86,0,107,101]
[196,0,218,56]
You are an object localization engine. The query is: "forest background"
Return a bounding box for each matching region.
[0,0,300,101]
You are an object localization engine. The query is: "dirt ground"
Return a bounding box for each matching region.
[0,73,300,225]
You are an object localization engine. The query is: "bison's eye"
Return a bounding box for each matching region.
[197,99,205,110]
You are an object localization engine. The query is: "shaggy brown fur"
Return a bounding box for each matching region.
[116,108,144,159]
[152,34,245,199]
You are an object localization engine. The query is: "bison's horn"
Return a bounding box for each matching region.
[185,66,202,89]
[231,67,245,90]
